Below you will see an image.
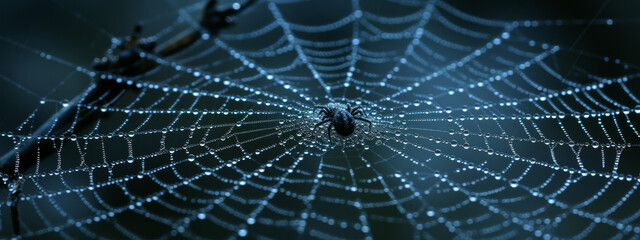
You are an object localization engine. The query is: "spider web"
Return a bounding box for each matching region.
[1,0,640,239]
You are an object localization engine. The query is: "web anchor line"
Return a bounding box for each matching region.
[0,0,257,236]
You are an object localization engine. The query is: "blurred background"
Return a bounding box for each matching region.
[1,0,640,239]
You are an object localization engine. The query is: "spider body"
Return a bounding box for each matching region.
[314,104,371,139]
[333,109,356,136]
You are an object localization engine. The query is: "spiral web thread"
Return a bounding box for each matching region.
[1,0,640,239]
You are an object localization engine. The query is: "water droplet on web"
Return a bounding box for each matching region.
[238,229,247,237]
[494,173,502,180]
[188,154,195,162]
[509,179,518,188]
[127,156,134,163]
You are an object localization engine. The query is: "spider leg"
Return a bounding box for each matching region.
[352,110,364,117]
[351,106,367,116]
[354,117,372,129]
[315,106,330,113]
[327,123,333,141]
[313,119,331,131]
[318,109,329,117]
[347,104,352,112]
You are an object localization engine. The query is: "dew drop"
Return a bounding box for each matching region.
[509,179,518,188]
[238,229,247,237]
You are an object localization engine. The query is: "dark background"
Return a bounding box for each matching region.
[1,0,639,239]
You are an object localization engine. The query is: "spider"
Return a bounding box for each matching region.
[313,104,372,139]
